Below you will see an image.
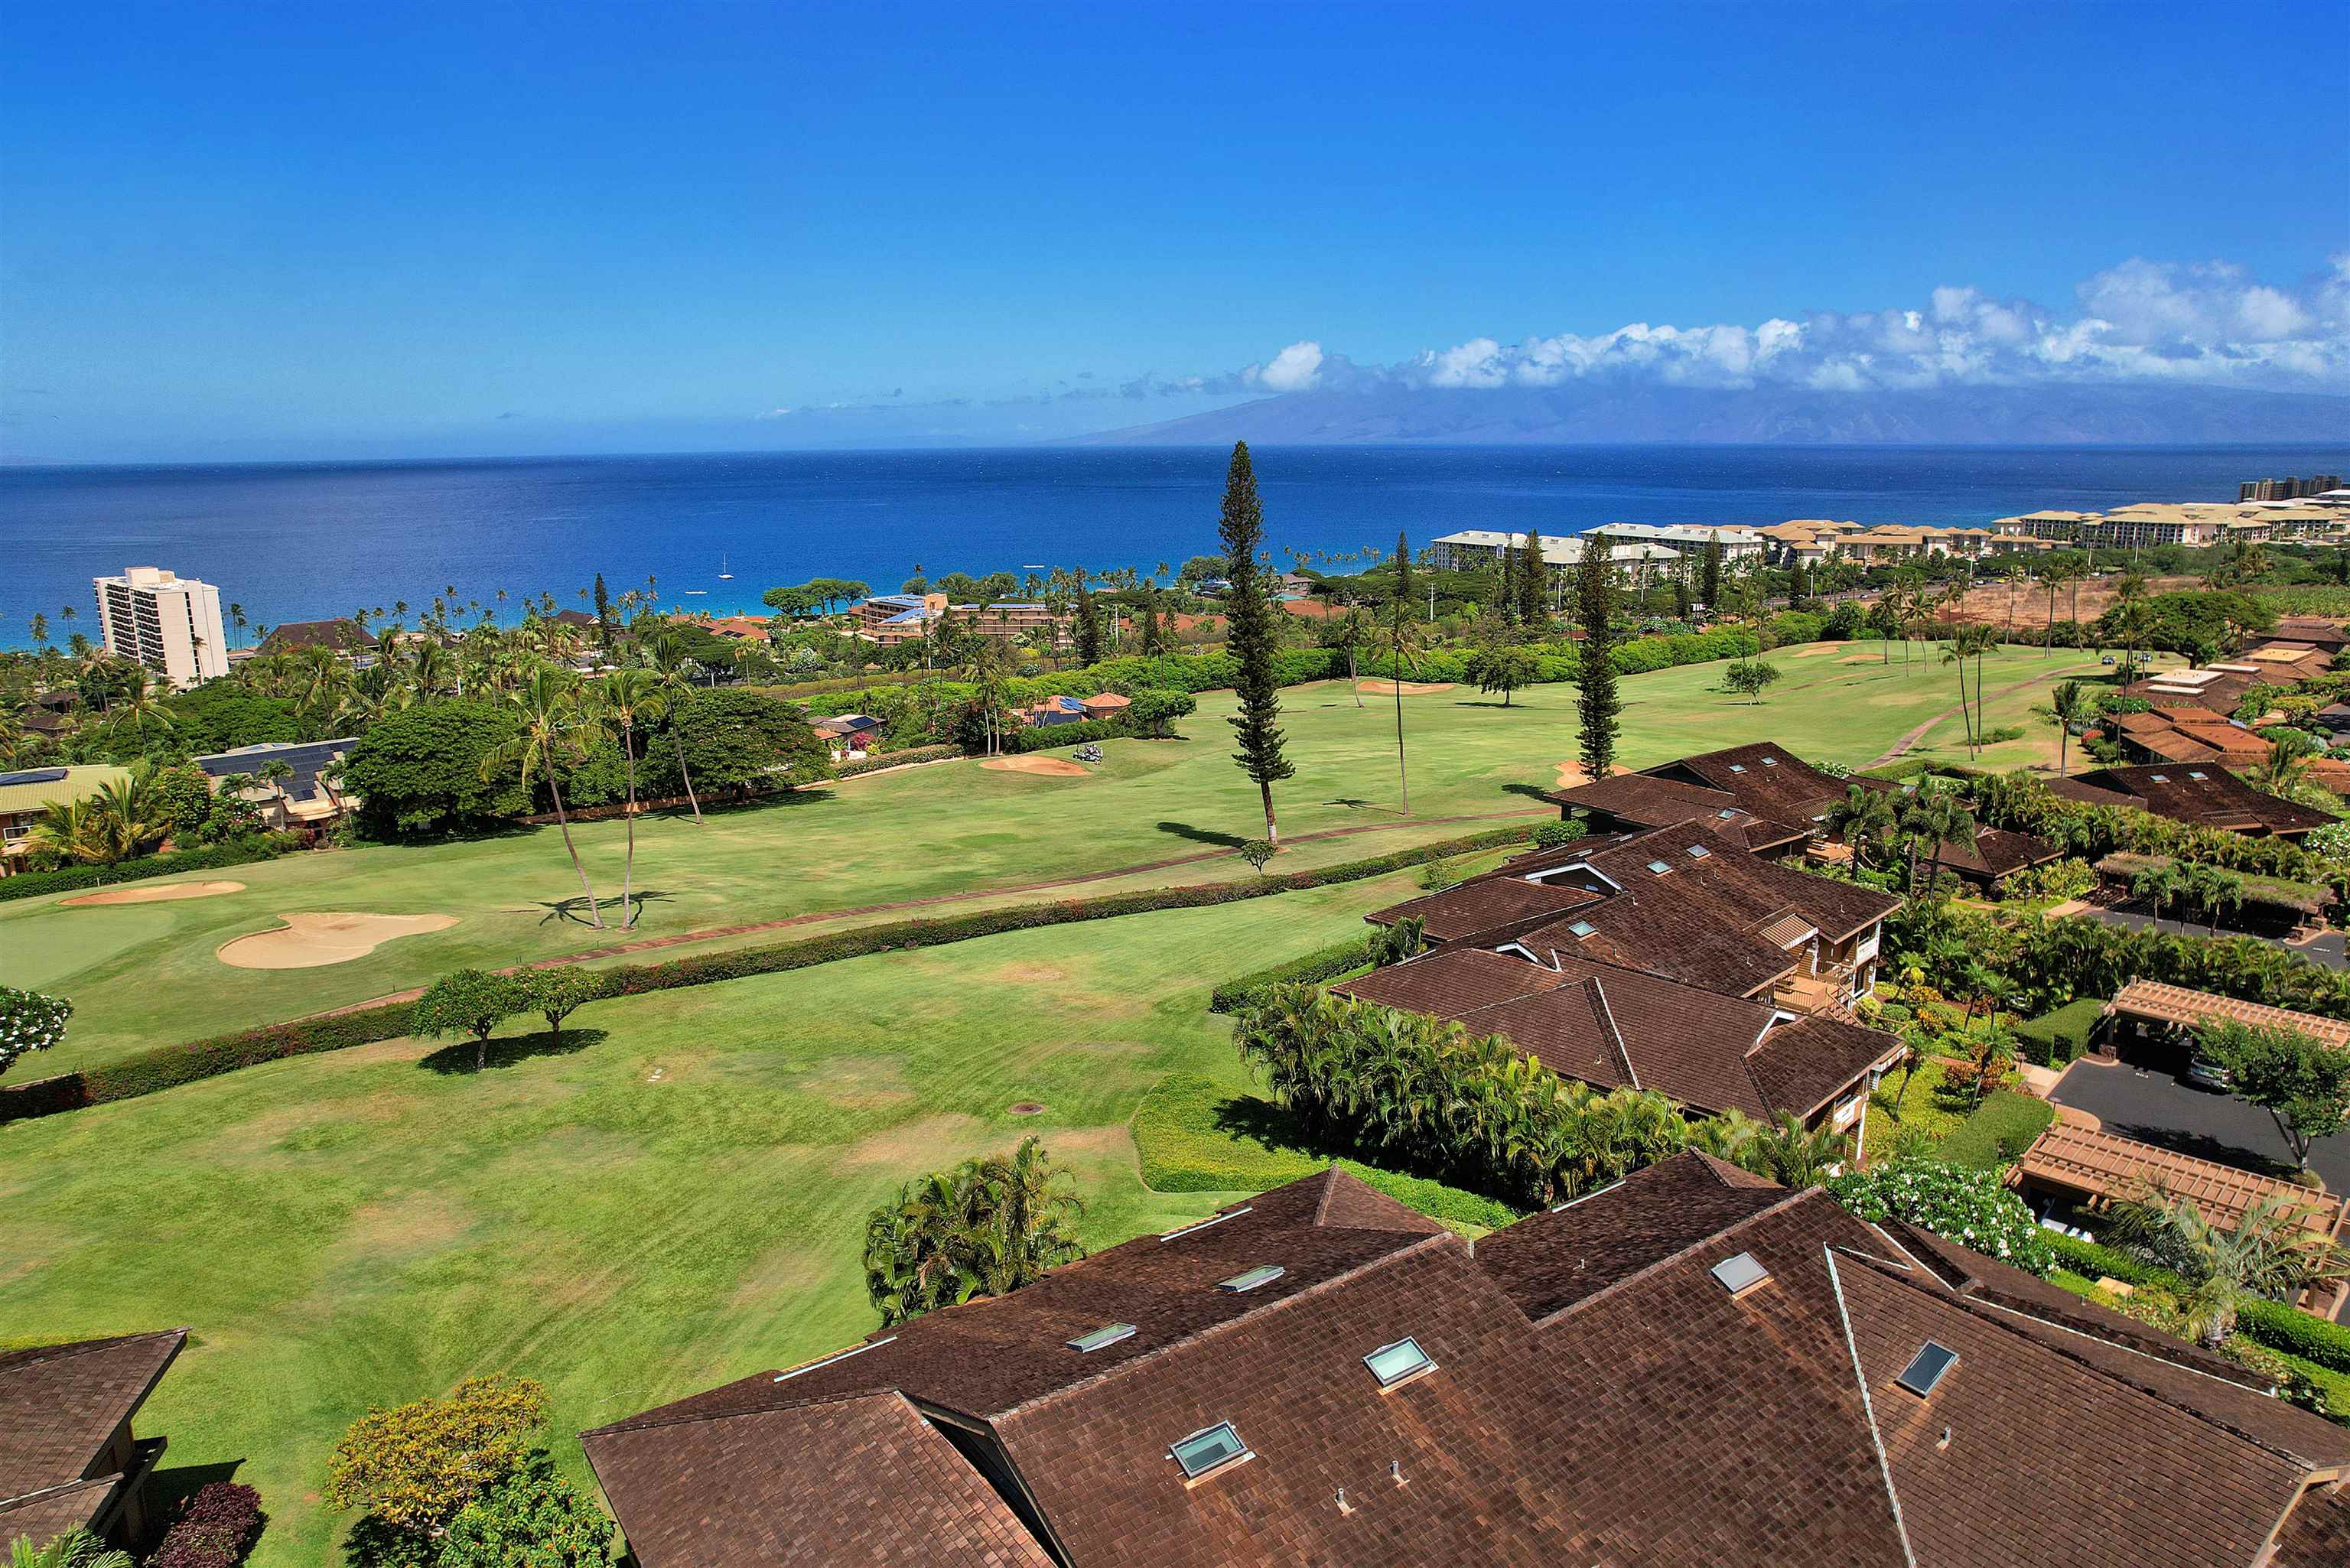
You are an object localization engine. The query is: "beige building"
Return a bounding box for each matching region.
[1993,501,2294,551]
[92,567,229,688]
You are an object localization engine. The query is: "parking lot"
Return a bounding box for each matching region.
[2049,1058,2350,1192]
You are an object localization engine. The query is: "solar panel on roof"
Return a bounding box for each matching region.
[1895,1340,1958,1397]
[0,768,68,787]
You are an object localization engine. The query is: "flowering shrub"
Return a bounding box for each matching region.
[1828,1158,2055,1275]
[0,986,71,1078]
[151,1481,265,1568]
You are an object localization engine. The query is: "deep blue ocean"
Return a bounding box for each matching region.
[3,444,2345,646]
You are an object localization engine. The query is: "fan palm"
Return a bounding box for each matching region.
[11,1529,135,1568]
[2105,1187,2349,1348]
[1749,1112,1847,1187]
[1825,782,1899,871]
[480,668,610,927]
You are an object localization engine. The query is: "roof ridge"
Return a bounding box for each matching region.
[582,1381,905,1440]
[1539,1183,1817,1326]
[0,1327,185,1372]
[1821,1250,1922,1568]
[1583,975,1639,1092]
[1835,1250,2336,1475]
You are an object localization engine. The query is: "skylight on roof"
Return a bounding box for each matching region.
[1760,756,1779,766]
[2149,773,2169,783]
[1717,808,1739,818]
[1567,919,1597,938]
[1170,1422,1251,1479]
[2187,770,2206,780]
[1687,844,1710,859]
[1067,1322,1136,1353]
[1645,859,1672,874]
[1895,1341,1959,1398]
[1218,1265,1284,1293]
[1729,763,1748,773]
[1709,1251,1770,1297]
[1363,1336,1436,1388]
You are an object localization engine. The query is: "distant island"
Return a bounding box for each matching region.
[1068,380,2350,447]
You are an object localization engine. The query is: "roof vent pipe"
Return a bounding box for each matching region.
[1335,1488,1352,1514]
[1391,1460,1405,1487]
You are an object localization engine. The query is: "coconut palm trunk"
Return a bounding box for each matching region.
[545,769,601,928]
[1392,675,1409,815]
[619,717,639,927]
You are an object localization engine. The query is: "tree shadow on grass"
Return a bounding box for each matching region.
[1211,1092,1343,1160]
[143,1458,251,1553]
[536,890,675,927]
[1499,782,1555,802]
[1157,820,1247,849]
[418,1026,607,1075]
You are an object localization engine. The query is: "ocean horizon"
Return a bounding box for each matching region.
[3,442,2344,647]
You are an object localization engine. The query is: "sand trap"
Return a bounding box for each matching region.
[981,756,1089,776]
[63,880,245,907]
[1788,644,1832,658]
[219,912,460,970]
[1552,761,1590,790]
[1357,679,1457,696]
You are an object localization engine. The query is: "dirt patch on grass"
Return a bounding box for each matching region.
[1357,679,1457,696]
[1552,760,1590,790]
[980,756,1089,777]
[62,879,247,906]
[1787,644,1833,658]
[727,1244,829,1311]
[1838,654,1880,665]
[998,962,1071,984]
[343,1192,470,1257]
[218,912,459,969]
[796,1056,916,1110]
[840,1113,993,1169]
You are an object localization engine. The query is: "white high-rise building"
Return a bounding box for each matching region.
[92,567,229,688]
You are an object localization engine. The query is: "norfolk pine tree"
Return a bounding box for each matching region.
[1576,531,1621,779]
[1219,443,1294,844]
[1517,527,1547,628]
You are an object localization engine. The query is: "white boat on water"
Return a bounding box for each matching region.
[718,553,734,581]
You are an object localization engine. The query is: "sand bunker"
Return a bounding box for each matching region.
[1553,761,1590,790]
[981,756,1089,776]
[219,912,459,970]
[63,880,246,907]
[1357,679,1457,696]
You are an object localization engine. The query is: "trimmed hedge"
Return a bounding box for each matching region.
[1938,1090,2055,1169]
[2013,997,2108,1068]
[2046,1233,2350,1373]
[0,825,1535,1125]
[832,743,962,779]
[1858,758,1935,782]
[1208,935,1382,1014]
[0,834,308,904]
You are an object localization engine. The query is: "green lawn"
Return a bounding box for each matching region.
[2,647,2091,1073]
[0,877,1433,1567]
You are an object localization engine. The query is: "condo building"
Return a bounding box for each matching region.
[90,567,229,688]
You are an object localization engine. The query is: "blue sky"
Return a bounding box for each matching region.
[5,0,2345,460]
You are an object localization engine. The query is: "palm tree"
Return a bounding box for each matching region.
[257,758,294,802]
[2105,1187,2349,1348]
[2046,679,2089,777]
[644,630,705,825]
[480,668,610,927]
[12,1529,135,1568]
[1900,784,1977,893]
[1378,596,1427,815]
[2248,736,2315,800]
[1751,1112,1847,1186]
[1825,782,1898,871]
[588,667,662,929]
[2130,860,2185,927]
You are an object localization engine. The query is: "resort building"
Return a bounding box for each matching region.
[967,602,1067,648]
[1587,522,1764,561]
[191,739,359,833]
[580,1155,2350,1567]
[854,593,950,646]
[2048,763,2335,838]
[1424,530,1679,582]
[91,567,228,688]
[0,1329,187,1551]
[0,765,129,876]
[1994,502,2289,551]
[2244,475,2345,503]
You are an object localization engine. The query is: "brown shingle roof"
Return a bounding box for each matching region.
[2057,765,2334,835]
[258,617,370,653]
[0,1329,184,1527]
[1646,741,1851,825]
[1543,773,1805,850]
[2011,1122,2348,1241]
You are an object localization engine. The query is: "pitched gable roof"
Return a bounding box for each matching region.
[1646,741,1851,825]
[0,1329,185,1529]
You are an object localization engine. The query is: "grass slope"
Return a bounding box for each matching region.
[0,878,1421,1567]
[5,647,2087,1073]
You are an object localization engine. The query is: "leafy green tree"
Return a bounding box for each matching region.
[438,1454,613,1568]
[657,688,833,799]
[1465,644,1538,707]
[0,985,72,1079]
[413,969,528,1071]
[1723,658,1782,704]
[1700,535,1723,608]
[1218,442,1293,844]
[343,701,528,838]
[1125,687,1195,737]
[862,1137,1085,1327]
[1392,530,1412,607]
[482,669,609,926]
[2195,1020,2350,1170]
[1575,532,1620,778]
[1239,838,1276,875]
[325,1374,548,1538]
[593,571,614,646]
[519,967,604,1039]
[2106,1186,2349,1347]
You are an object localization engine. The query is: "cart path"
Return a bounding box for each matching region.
[1863,659,2100,769]
[306,805,1552,1017]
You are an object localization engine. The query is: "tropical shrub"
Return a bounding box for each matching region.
[862,1137,1084,1326]
[1531,818,1588,850]
[324,1375,548,1537]
[1828,1158,2056,1274]
[1207,936,1379,1013]
[0,986,71,1079]
[2012,996,2107,1066]
[411,970,529,1071]
[832,742,962,779]
[517,967,606,1036]
[436,1455,612,1568]
[149,1482,265,1568]
[648,688,835,795]
[1938,1090,2055,1169]
[343,702,529,838]
[2048,1232,2350,1374]
[1997,857,2098,906]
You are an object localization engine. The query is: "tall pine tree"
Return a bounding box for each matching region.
[1219,442,1294,844]
[1701,535,1724,610]
[1074,585,1105,665]
[1576,531,1621,779]
[1517,528,1547,629]
[1394,529,1414,610]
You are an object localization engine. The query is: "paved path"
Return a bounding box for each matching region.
[1863,659,2098,769]
[309,805,1551,1017]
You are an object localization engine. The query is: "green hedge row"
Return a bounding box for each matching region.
[832,743,962,779]
[2013,997,2107,1068]
[1207,935,1382,1014]
[0,825,1534,1125]
[0,834,308,904]
[2045,1233,2350,1373]
[1938,1091,2055,1168]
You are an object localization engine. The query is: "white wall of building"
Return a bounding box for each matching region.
[93,566,229,688]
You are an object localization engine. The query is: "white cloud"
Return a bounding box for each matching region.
[1235,255,2348,398]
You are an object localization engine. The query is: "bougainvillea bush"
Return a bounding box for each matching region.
[1828,1157,2057,1275]
[151,1481,265,1568]
[0,985,71,1078]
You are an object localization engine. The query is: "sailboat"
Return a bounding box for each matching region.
[718,553,734,581]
